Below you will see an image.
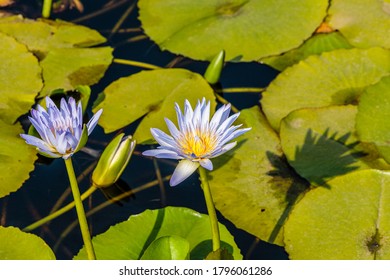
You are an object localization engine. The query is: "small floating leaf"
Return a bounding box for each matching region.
[261,48,390,131]
[138,0,328,61]
[0,226,55,259]
[74,207,242,260]
[284,170,390,259]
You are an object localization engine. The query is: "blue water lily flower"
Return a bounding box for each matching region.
[20,96,102,159]
[142,98,251,186]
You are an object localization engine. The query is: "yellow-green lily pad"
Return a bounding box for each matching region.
[356,75,390,164]
[329,0,390,49]
[138,0,328,61]
[74,207,242,260]
[261,48,390,131]
[0,32,42,124]
[0,226,55,260]
[0,120,37,198]
[209,106,309,246]
[93,68,216,144]
[284,170,390,259]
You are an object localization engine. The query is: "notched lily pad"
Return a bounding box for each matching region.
[356,75,390,164]
[93,68,216,144]
[208,106,309,246]
[0,226,55,259]
[74,206,242,260]
[329,0,390,49]
[261,48,390,131]
[0,119,38,199]
[138,0,328,61]
[284,170,390,259]
[0,32,42,124]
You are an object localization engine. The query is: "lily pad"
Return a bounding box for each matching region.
[329,0,390,49]
[93,68,216,144]
[261,48,390,131]
[0,120,37,198]
[140,236,190,260]
[356,75,390,164]
[138,0,328,61]
[279,106,388,187]
[39,47,113,97]
[0,32,42,124]
[208,106,309,246]
[0,15,107,58]
[284,169,390,259]
[262,32,353,71]
[0,226,55,259]
[74,206,242,260]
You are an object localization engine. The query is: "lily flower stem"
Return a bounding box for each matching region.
[198,166,221,252]
[42,0,52,18]
[23,186,98,232]
[64,158,96,260]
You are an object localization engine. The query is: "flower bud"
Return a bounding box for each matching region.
[92,133,136,188]
[204,50,225,84]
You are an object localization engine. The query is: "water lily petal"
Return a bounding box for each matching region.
[86,108,103,135]
[143,148,183,159]
[199,158,213,170]
[170,160,199,186]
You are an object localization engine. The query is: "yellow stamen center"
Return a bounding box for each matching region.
[179,131,216,158]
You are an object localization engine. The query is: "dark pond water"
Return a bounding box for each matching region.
[1,0,288,260]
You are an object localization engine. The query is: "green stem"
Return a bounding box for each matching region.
[42,0,52,18]
[216,87,265,94]
[64,158,96,260]
[23,186,98,232]
[198,166,220,251]
[113,58,161,70]
[215,93,239,114]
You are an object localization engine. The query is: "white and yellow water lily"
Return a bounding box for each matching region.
[142,98,251,186]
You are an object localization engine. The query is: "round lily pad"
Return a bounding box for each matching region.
[140,236,190,260]
[261,48,390,131]
[329,0,390,49]
[0,32,42,124]
[356,75,390,164]
[284,169,390,259]
[0,120,37,199]
[280,106,381,187]
[74,206,242,260]
[93,68,216,144]
[262,32,353,71]
[0,226,55,259]
[138,0,328,61]
[209,106,309,245]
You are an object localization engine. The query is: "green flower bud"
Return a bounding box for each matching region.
[204,50,225,84]
[92,133,136,188]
